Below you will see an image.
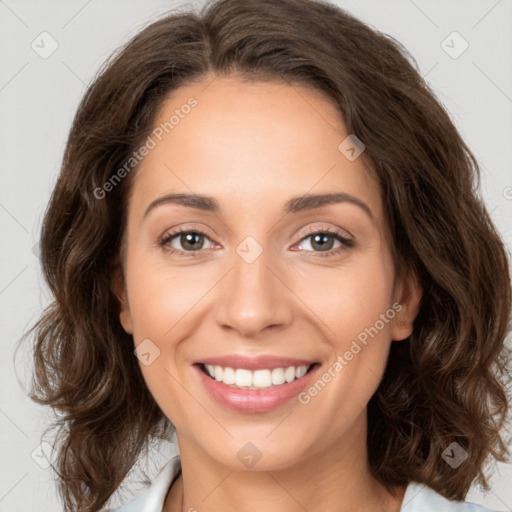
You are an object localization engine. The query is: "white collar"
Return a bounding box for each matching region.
[111,455,181,512]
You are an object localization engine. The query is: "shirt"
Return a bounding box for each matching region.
[109,455,498,512]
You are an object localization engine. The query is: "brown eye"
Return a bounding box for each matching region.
[296,229,353,257]
[159,228,215,255]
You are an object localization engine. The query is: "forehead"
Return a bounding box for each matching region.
[128,75,383,223]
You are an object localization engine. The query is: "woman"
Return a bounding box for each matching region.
[26,0,511,511]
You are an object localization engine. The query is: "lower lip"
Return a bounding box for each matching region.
[194,364,319,413]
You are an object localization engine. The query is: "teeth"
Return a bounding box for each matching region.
[235,369,252,387]
[296,365,307,378]
[202,364,312,389]
[223,366,235,385]
[271,368,285,385]
[253,369,272,387]
[285,366,296,382]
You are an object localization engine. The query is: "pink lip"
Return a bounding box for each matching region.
[194,362,320,413]
[196,355,317,371]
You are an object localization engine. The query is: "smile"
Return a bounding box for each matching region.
[193,357,320,413]
[201,363,312,389]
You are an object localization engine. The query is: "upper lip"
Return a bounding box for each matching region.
[196,355,318,371]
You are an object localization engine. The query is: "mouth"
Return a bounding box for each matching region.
[196,362,319,390]
[192,354,322,412]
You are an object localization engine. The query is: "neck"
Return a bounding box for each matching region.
[164,412,406,512]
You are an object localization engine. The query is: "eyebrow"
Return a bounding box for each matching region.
[143,192,374,221]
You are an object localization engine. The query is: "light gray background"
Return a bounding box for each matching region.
[1,0,511,510]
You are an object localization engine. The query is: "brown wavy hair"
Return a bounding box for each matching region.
[21,0,511,510]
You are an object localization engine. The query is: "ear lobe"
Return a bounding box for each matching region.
[391,267,422,341]
[110,266,133,335]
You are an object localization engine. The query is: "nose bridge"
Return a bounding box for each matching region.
[214,235,293,336]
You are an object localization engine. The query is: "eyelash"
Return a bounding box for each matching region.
[158,225,353,258]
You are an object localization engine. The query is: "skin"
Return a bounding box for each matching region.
[112,74,422,512]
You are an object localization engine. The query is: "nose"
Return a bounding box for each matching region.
[214,245,294,338]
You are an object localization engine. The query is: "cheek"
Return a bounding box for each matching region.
[293,269,396,433]
[295,252,395,404]
[124,261,201,427]
[124,253,212,339]
[295,253,395,343]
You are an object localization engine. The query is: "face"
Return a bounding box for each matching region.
[113,74,421,472]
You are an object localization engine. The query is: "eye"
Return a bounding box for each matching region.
[294,226,353,257]
[158,225,353,258]
[159,227,216,256]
